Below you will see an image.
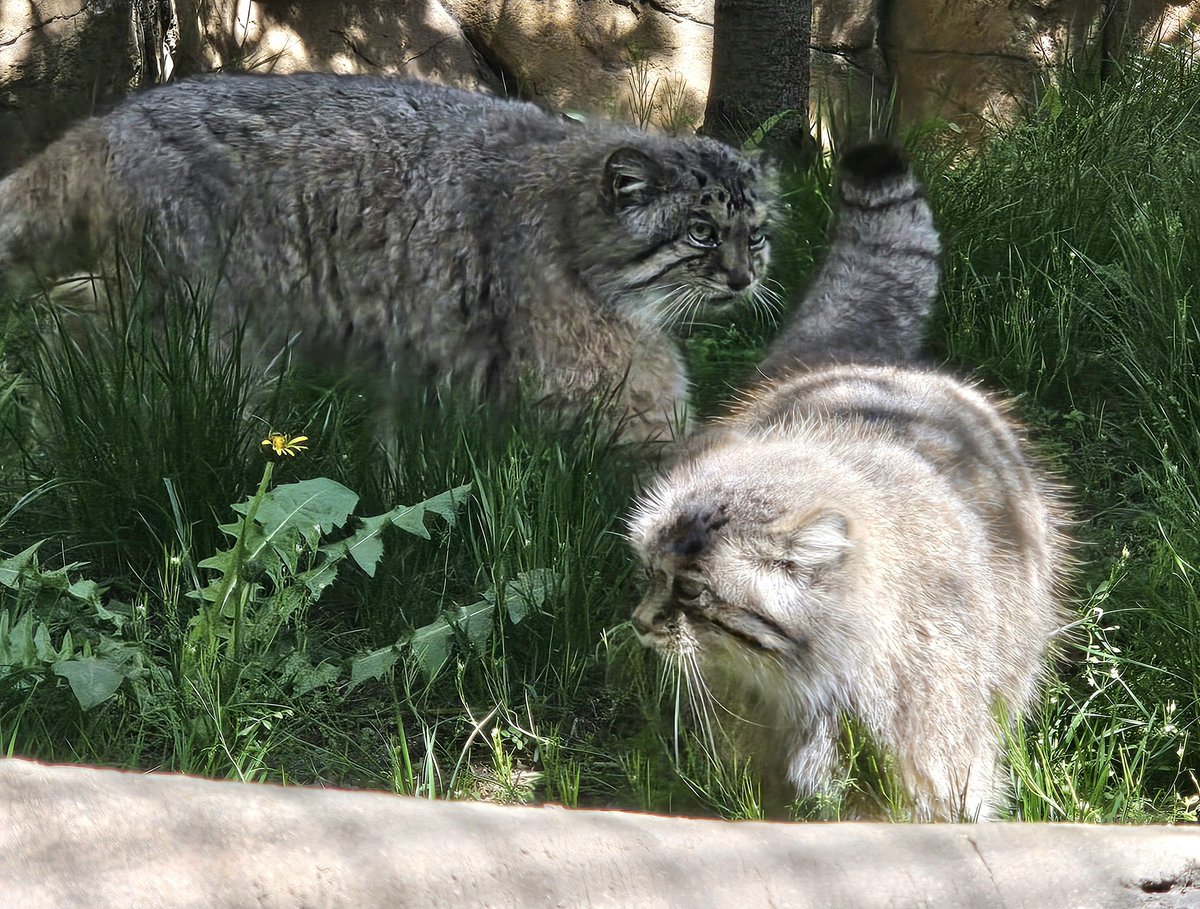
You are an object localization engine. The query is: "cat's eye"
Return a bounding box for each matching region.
[687,220,719,248]
[673,573,706,602]
[748,228,767,250]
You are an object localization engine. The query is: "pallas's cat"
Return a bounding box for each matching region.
[0,74,776,442]
[628,145,1070,820]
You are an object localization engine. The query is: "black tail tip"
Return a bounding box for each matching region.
[838,143,910,183]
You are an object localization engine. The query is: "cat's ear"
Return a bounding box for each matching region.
[767,512,850,577]
[604,147,664,209]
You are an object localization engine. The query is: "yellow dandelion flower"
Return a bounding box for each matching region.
[261,432,309,459]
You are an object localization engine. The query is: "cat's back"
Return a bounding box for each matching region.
[728,363,1069,608]
[733,365,1046,509]
[95,74,568,185]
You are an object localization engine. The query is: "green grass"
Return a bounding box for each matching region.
[2,42,1200,820]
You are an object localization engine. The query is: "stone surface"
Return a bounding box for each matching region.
[171,0,489,87]
[0,0,491,176]
[2,757,1200,908]
[883,0,1106,129]
[0,0,154,174]
[439,0,713,129]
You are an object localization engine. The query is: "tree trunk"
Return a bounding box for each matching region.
[701,0,812,152]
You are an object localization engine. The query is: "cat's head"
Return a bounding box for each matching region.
[589,137,777,323]
[626,439,853,664]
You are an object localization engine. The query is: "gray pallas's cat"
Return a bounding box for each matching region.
[627,145,1071,820]
[0,74,775,442]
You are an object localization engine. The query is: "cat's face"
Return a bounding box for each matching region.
[599,141,777,322]
[626,443,851,665]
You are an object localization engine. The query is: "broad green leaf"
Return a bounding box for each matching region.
[2,612,37,666]
[272,585,311,625]
[53,657,125,710]
[498,569,556,624]
[296,559,340,601]
[294,661,339,696]
[388,484,472,539]
[323,512,391,577]
[236,478,359,550]
[0,543,40,589]
[390,504,432,540]
[279,652,340,696]
[418,484,472,528]
[33,622,56,662]
[409,617,453,679]
[408,598,495,679]
[452,599,495,650]
[66,578,102,608]
[348,644,402,691]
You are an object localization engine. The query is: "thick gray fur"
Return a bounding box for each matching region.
[0,73,775,442]
[628,144,1070,820]
[759,144,940,374]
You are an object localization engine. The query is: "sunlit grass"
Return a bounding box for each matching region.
[2,41,1200,819]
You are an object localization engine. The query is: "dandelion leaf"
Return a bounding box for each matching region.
[408,617,453,679]
[0,543,41,589]
[348,644,402,691]
[323,513,390,577]
[53,656,125,710]
[237,478,359,550]
[279,651,340,696]
[407,598,495,679]
[0,611,39,667]
[65,578,102,609]
[387,484,472,540]
[498,569,556,624]
[33,621,57,662]
[452,599,495,650]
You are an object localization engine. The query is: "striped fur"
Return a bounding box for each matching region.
[627,144,1070,820]
[761,144,940,373]
[0,74,776,443]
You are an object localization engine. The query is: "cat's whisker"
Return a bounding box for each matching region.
[753,282,788,318]
[662,286,695,328]
[644,283,692,332]
[671,653,688,765]
[681,289,709,329]
[757,281,788,309]
[685,652,722,758]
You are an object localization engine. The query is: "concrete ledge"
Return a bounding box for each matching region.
[1,758,1198,907]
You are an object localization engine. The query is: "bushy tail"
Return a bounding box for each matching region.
[0,125,115,296]
[759,143,941,375]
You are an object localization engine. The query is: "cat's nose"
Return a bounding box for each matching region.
[631,599,667,635]
[726,270,752,291]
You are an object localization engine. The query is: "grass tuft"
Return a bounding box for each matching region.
[2,41,1200,818]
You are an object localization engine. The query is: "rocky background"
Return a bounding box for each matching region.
[1,0,1198,173]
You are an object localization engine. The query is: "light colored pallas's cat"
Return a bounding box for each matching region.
[0,74,776,442]
[628,145,1070,820]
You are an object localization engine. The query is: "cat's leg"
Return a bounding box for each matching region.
[612,330,690,445]
[786,712,840,797]
[520,302,690,446]
[886,706,1004,821]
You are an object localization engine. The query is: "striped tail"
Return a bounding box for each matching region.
[760,143,941,375]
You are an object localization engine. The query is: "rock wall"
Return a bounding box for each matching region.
[0,0,175,174]
[3,0,1199,173]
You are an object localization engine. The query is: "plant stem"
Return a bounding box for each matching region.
[222,460,274,682]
